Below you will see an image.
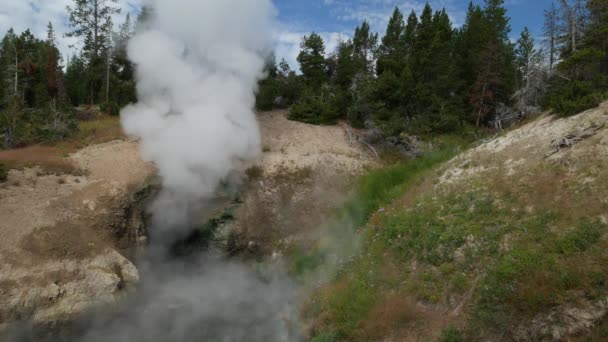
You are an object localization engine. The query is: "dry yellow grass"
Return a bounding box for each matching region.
[0,115,124,175]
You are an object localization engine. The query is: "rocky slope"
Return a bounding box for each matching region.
[0,111,374,332]
[230,110,375,255]
[0,140,154,330]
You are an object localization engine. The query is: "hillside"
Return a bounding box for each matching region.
[0,110,375,334]
[0,139,154,329]
[308,102,608,341]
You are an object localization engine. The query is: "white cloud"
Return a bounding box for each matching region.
[0,0,143,64]
[274,30,349,73]
[1,0,468,74]
[324,0,468,33]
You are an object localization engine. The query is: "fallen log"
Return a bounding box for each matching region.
[545,123,604,158]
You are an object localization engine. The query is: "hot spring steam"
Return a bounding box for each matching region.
[122,0,275,229]
[6,0,300,341]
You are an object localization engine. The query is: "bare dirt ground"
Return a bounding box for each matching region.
[0,140,154,329]
[0,110,374,329]
[233,111,375,255]
[257,110,373,176]
[439,101,608,186]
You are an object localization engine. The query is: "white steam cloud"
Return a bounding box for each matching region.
[122,0,275,226]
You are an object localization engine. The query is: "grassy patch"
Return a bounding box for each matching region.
[440,326,465,342]
[341,148,458,227]
[302,145,462,341]
[0,116,122,175]
[309,149,608,340]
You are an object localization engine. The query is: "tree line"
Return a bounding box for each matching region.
[0,0,139,148]
[0,0,606,149]
[258,0,607,137]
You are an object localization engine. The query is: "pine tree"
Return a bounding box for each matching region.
[557,0,587,57]
[516,27,535,88]
[46,23,59,101]
[467,0,516,125]
[412,4,436,84]
[544,2,559,72]
[583,0,608,75]
[0,29,19,101]
[277,59,300,106]
[16,30,39,104]
[65,54,88,106]
[352,21,378,75]
[403,10,418,60]
[430,9,455,99]
[377,7,405,76]
[455,3,486,103]
[471,40,501,126]
[66,0,120,104]
[297,33,327,87]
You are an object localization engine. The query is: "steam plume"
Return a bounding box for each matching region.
[122,0,275,228]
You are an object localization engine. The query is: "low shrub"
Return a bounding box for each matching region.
[100,101,121,116]
[440,326,465,342]
[289,87,339,125]
[543,78,607,117]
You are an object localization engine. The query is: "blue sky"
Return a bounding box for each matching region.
[273,0,554,71]
[0,0,553,72]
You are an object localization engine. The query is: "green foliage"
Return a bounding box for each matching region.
[556,220,603,255]
[543,78,606,116]
[65,54,89,106]
[312,140,608,339]
[376,7,405,76]
[298,33,327,87]
[440,326,465,342]
[515,27,535,78]
[307,144,464,341]
[352,20,379,74]
[256,78,278,111]
[66,0,120,105]
[255,57,302,111]
[100,101,120,116]
[289,87,338,125]
[310,332,337,342]
[542,0,608,116]
[287,0,523,134]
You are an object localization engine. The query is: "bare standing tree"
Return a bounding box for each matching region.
[557,0,588,56]
[544,2,558,72]
[66,0,120,104]
[1,29,20,97]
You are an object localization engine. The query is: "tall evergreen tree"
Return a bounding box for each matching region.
[46,23,59,101]
[0,29,19,102]
[297,33,327,87]
[377,7,405,76]
[544,2,559,72]
[403,10,418,60]
[66,0,120,104]
[583,0,608,75]
[352,21,378,74]
[515,27,535,88]
[468,0,516,125]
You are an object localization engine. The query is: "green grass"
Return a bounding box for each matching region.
[310,173,608,340]
[341,148,459,226]
[289,146,460,278]
[440,326,465,342]
[301,145,462,340]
